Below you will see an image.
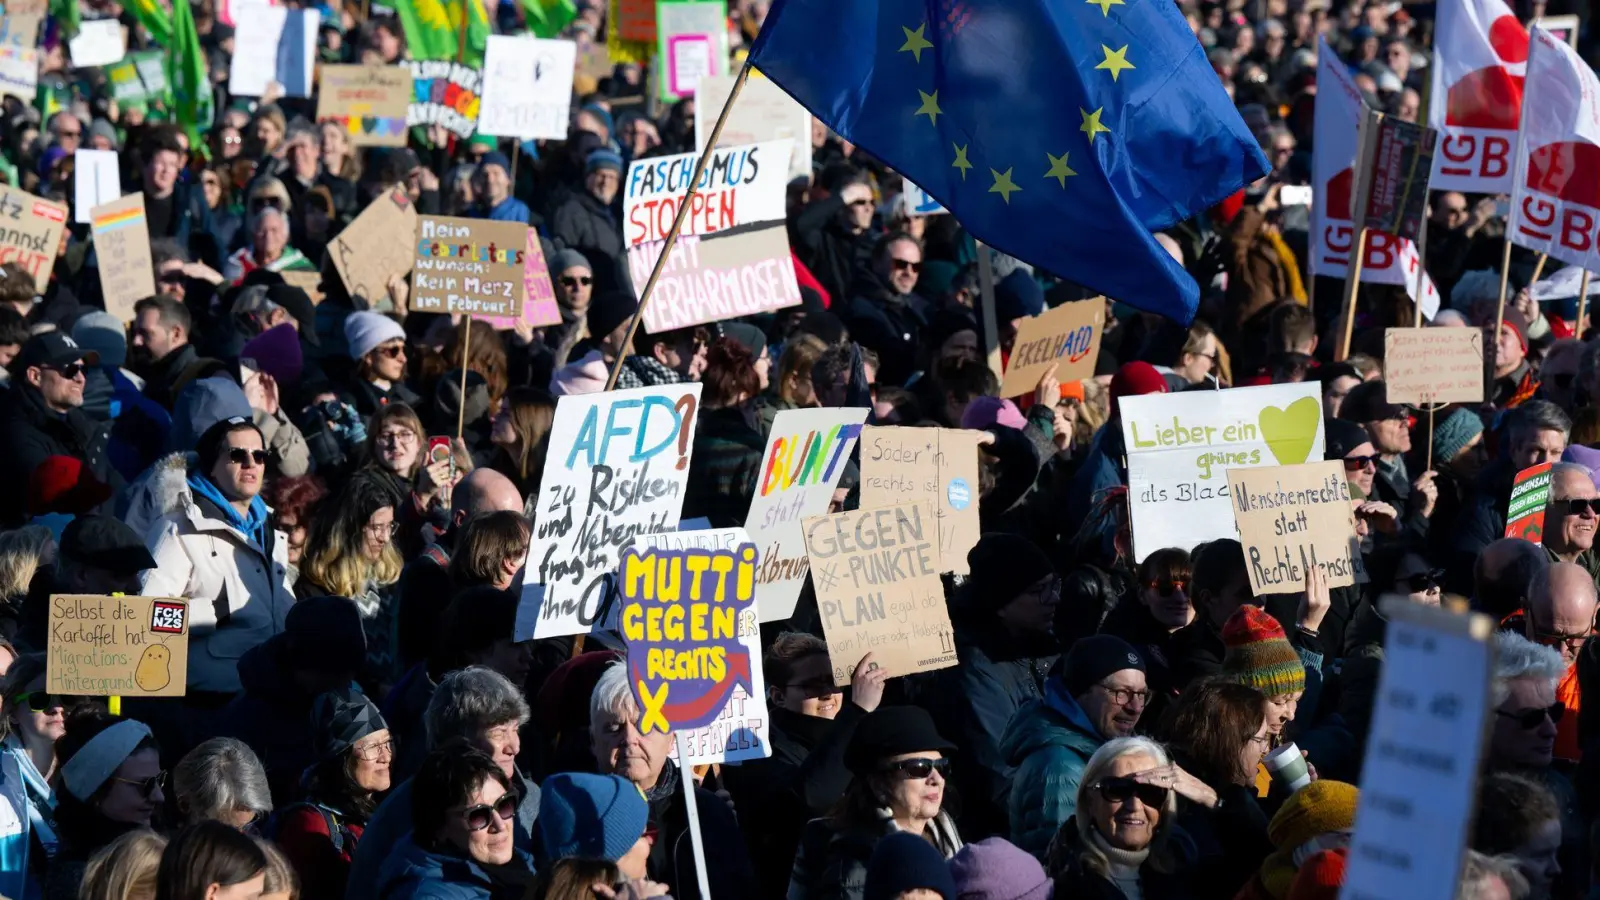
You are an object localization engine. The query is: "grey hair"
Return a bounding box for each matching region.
[1547,462,1593,498]
[589,660,638,735]
[1491,632,1565,707]
[424,665,530,750]
[1507,400,1572,446]
[1066,737,1179,874]
[1458,850,1530,900]
[172,738,273,823]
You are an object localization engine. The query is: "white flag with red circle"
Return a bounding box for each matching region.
[1508,26,1600,271]
[1429,0,1529,192]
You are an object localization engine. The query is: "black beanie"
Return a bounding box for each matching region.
[587,290,638,342]
[864,831,957,900]
[963,533,1054,611]
[311,685,388,761]
[1059,634,1145,698]
[1323,417,1372,461]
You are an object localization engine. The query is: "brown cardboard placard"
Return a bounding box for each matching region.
[46,594,190,697]
[411,215,528,317]
[999,299,1105,397]
[1228,461,1365,596]
[857,426,982,575]
[330,188,418,305]
[89,194,156,323]
[801,503,959,686]
[315,64,413,147]
[0,185,68,293]
[280,269,325,305]
[1383,327,1485,405]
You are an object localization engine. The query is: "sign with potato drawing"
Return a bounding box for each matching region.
[47,595,190,697]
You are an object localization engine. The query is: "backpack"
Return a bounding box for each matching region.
[269,802,357,855]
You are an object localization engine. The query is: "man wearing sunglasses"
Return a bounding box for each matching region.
[791,175,880,304]
[1338,381,1436,533]
[1519,559,1599,764]
[841,233,930,386]
[1540,465,1600,577]
[0,332,122,525]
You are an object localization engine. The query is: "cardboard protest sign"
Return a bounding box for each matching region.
[1342,601,1494,900]
[0,47,38,103]
[316,65,412,147]
[1229,461,1364,595]
[0,0,44,48]
[616,0,657,42]
[46,595,190,697]
[999,300,1104,397]
[74,150,122,224]
[802,503,958,686]
[655,0,726,102]
[0,185,68,292]
[517,384,703,640]
[1383,328,1485,405]
[410,216,528,317]
[1508,27,1600,272]
[330,189,417,305]
[858,427,983,575]
[1361,115,1437,242]
[478,36,577,141]
[91,195,156,323]
[479,232,562,330]
[1429,0,1526,193]
[1505,462,1554,543]
[228,5,318,98]
[1121,382,1325,561]
[280,270,324,305]
[746,408,870,622]
[695,72,812,182]
[407,60,482,140]
[633,527,770,765]
[68,19,127,68]
[624,140,799,330]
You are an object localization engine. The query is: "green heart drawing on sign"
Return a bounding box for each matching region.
[1257,397,1320,465]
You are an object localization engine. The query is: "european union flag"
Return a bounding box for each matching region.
[749,0,1270,322]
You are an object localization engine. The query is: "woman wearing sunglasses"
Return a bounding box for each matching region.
[45,712,165,900]
[0,654,64,900]
[1100,548,1194,725]
[788,706,963,900]
[377,746,532,900]
[1046,737,1191,899]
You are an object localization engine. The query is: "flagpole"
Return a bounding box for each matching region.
[976,244,1003,382]
[1493,239,1513,356]
[1413,214,1430,328]
[1579,270,1592,338]
[1337,109,1381,361]
[457,319,474,440]
[1530,252,1549,287]
[605,61,754,391]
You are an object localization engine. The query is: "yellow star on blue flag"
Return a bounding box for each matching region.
[748,0,1268,321]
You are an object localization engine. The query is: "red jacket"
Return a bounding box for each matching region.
[274,803,366,900]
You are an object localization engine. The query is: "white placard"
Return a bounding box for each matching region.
[73,150,122,225]
[1120,382,1325,561]
[68,19,127,69]
[902,178,948,216]
[228,6,319,98]
[0,47,38,104]
[516,384,702,640]
[695,72,812,182]
[745,408,869,622]
[477,35,576,141]
[1342,601,1494,900]
[623,139,792,247]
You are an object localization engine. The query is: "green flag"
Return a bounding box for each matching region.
[49,0,80,38]
[167,0,212,145]
[125,0,173,46]
[394,0,490,64]
[522,0,576,38]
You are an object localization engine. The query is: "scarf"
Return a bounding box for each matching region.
[186,471,269,546]
[1262,227,1308,306]
[2,735,57,854]
[644,758,681,804]
[1088,828,1150,895]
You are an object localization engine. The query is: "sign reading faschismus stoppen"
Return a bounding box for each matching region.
[1229,461,1365,595]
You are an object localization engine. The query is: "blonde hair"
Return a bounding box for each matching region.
[0,525,51,599]
[301,476,404,601]
[257,837,300,900]
[82,829,168,900]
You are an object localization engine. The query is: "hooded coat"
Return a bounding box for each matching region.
[375,835,534,900]
[1000,687,1108,860]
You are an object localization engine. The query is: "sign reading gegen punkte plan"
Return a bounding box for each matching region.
[1120,382,1325,561]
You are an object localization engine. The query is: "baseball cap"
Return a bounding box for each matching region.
[13,331,99,374]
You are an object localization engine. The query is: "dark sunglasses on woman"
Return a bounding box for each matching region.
[13,691,64,712]
[1093,776,1169,807]
[882,757,950,779]
[1403,569,1445,593]
[1497,702,1564,730]
[112,771,167,799]
[458,794,518,831]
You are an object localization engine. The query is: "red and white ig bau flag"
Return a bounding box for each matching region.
[1509,26,1600,272]
[1311,40,1441,318]
[1429,0,1529,192]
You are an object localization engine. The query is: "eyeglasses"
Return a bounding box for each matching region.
[890,258,922,273]
[1561,498,1600,518]
[847,198,874,208]
[377,344,406,359]
[249,196,284,209]
[157,269,187,285]
[1533,627,1593,654]
[1143,578,1187,598]
[223,135,243,146]
[1343,454,1381,472]
[1401,569,1444,593]
[1092,776,1168,808]
[365,521,400,538]
[227,448,269,466]
[457,794,517,831]
[111,771,168,799]
[46,363,84,379]
[1497,702,1564,730]
[881,757,950,780]
[561,276,593,287]
[353,738,394,761]
[1096,683,1151,707]
[378,429,417,446]
[12,691,64,712]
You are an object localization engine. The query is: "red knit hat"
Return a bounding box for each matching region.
[1220,605,1306,698]
[27,455,113,517]
[1110,361,1169,419]
[1287,848,1348,900]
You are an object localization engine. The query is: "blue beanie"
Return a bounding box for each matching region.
[535,773,649,865]
[478,150,512,174]
[865,832,956,900]
[994,269,1045,321]
[586,148,624,175]
[581,102,616,138]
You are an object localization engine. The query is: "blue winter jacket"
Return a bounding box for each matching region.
[1000,681,1107,860]
[375,835,533,900]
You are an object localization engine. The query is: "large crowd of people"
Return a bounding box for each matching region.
[0,0,1591,898]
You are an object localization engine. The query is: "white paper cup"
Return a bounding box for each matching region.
[1264,741,1312,792]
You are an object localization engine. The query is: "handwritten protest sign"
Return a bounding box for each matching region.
[1229,461,1364,595]
[0,186,68,292]
[656,0,726,102]
[68,19,126,68]
[1506,462,1554,543]
[1361,115,1436,242]
[0,0,44,48]
[331,188,417,305]
[802,503,958,686]
[1342,602,1493,900]
[47,595,189,698]
[316,65,412,147]
[517,384,703,640]
[999,300,1104,396]
[0,47,38,102]
[74,150,122,224]
[695,72,812,181]
[228,5,318,98]
[902,179,948,216]
[280,270,324,305]
[633,527,770,765]
[91,195,156,323]
[624,141,799,330]
[1383,328,1485,405]
[1121,382,1325,561]
[410,216,528,317]
[479,36,576,141]
[746,408,869,622]
[479,232,562,330]
[858,427,983,575]
[407,60,482,140]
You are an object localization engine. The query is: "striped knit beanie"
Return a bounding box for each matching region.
[1220,605,1305,698]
